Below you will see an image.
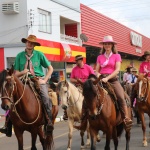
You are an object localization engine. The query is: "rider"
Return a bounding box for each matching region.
[74,35,133,131]
[0,35,54,136]
[131,51,150,110]
[139,50,150,77]
[123,65,133,83]
[62,55,95,121]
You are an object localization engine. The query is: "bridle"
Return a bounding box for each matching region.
[137,77,150,102]
[0,73,41,125]
[64,83,81,107]
[94,82,105,116]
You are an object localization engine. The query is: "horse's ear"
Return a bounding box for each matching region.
[93,75,101,85]
[64,79,69,87]
[77,79,84,86]
[135,74,139,78]
[144,73,149,78]
[7,65,14,76]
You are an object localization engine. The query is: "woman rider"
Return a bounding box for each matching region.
[74,35,132,132]
[96,35,132,131]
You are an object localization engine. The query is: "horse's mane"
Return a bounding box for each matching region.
[83,79,97,99]
[88,74,97,80]
[0,70,8,91]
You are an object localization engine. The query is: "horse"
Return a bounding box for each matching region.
[133,74,150,147]
[0,68,57,150]
[57,80,92,150]
[79,75,132,150]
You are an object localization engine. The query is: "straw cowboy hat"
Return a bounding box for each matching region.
[99,35,117,45]
[131,68,138,72]
[21,35,41,46]
[141,50,150,60]
[125,65,133,70]
[75,55,83,61]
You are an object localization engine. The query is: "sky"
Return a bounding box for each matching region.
[80,0,150,38]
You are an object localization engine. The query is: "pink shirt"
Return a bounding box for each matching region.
[70,64,95,82]
[97,54,121,74]
[139,61,150,77]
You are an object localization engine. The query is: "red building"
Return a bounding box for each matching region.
[80,4,150,73]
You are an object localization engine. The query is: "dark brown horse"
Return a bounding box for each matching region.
[80,75,132,150]
[133,74,150,147]
[0,68,57,150]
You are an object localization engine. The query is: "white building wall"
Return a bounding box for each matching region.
[0,0,28,46]
[27,0,81,43]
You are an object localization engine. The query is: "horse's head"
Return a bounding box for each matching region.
[57,80,70,110]
[0,67,16,110]
[83,75,101,118]
[136,74,149,101]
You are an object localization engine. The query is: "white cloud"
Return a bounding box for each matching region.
[80,0,150,37]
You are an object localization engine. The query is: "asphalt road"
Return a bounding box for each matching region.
[0,116,150,150]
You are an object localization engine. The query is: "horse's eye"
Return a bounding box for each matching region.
[64,91,67,93]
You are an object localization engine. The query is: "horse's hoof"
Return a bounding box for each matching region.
[67,148,71,150]
[86,139,90,146]
[143,141,148,147]
[97,138,101,142]
[81,145,85,149]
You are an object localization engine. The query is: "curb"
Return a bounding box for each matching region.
[0,115,64,138]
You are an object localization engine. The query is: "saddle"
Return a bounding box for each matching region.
[99,82,119,110]
[20,76,58,106]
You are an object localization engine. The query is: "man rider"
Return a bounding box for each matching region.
[0,35,53,136]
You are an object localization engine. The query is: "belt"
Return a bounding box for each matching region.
[101,74,118,82]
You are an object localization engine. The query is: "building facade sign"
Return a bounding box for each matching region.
[130,31,142,48]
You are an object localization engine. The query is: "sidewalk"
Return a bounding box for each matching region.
[0,105,64,138]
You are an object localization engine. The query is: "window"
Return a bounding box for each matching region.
[38,9,51,33]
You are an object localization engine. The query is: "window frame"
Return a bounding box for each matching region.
[38,8,51,34]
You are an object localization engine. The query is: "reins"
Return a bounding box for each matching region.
[66,84,81,107]
[95,82,105,115]
[1,72,41,125]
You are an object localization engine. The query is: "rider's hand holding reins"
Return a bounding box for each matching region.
[102,77,108,83]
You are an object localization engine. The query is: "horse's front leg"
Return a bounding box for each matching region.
[105,126,113,150]
[31,130,38,150]
[67,119,74,150]
[14,127,24,150]
[139,110,147,146]
[112,127,118,150]
[90,127,97,150]
[80,130,85,149]
[38,126,46,150]
[86,123,91,148]
[125,130,131,150]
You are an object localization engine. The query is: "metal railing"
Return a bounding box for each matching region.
[60,34,79,44]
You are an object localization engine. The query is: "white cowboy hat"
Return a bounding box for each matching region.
[99,35,117,45]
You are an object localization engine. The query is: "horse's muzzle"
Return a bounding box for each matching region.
[1,104,10,111]
[90,115,97,120]
[61,104,67,110]
[137,97,145,102]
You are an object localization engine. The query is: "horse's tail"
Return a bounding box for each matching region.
[116,122,124,138]
[45,133,55,150]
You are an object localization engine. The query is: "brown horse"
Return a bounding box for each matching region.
[0,68,57,150]
[133,74,150,147]
[80,75,131,150]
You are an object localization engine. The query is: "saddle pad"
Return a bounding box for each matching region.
[48,89,58,106]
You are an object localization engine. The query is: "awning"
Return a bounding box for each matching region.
[35,39,86,62]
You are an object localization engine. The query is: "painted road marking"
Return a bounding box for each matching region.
[24,129,77,150]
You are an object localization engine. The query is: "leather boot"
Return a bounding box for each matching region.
[120,105,133,132]
[63,109,68,120]
[73,101,87,132]
[0,116,12,137]
[43,104,54,135]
